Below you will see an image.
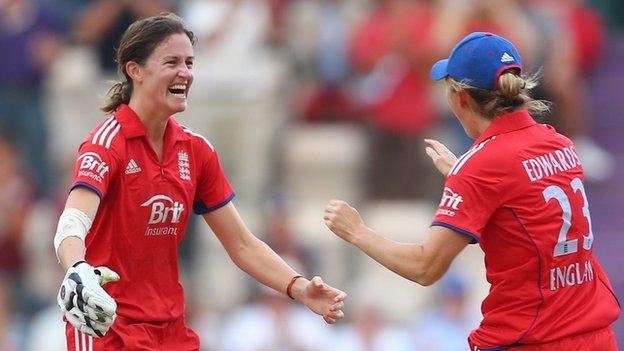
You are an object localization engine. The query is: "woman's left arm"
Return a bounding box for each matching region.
[324,200,471,286]
[202,202,346,323]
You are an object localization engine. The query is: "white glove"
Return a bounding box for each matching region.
[58,261,120,337]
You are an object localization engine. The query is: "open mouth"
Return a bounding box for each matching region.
[168,84,187,98]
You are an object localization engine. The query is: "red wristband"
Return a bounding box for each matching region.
[286,275,304,300]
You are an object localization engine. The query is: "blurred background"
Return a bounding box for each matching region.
[0,0,622,350]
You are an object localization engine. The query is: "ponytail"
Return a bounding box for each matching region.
[498,72,524,101]
[446,70,552,119]
[101,80,133,114]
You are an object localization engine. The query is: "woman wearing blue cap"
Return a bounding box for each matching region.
[324,32,619,350]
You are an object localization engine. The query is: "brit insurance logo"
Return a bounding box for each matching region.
[77,152,109,183]
[141,195,184,236]
[141,195,184,224]
[436,187,464,217]
[178,151,190,181]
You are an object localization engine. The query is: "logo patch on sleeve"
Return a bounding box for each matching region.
[436,187,464,217]
[77,152,109,183]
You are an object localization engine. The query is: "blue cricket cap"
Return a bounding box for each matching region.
[430,32,522,90]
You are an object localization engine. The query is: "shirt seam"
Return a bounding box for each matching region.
[194,193,235,214]
[503,207,545,344]
[430,221,479,244]
[70,182,103,199]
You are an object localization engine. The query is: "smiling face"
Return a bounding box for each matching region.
[129,33,194,117]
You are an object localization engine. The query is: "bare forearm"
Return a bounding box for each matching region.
[58,236,86,271]
[352,227,434,285]
[230,236,308,299]
[204,203,311,300]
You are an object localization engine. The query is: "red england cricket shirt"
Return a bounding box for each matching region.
[71,104,234,322]
[431,110,620,349]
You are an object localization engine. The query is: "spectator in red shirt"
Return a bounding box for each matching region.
[350,0,441,200]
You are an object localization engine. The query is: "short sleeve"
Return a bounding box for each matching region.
[431,169,502,244]
[70,142,119,199]
[193,143,235,214]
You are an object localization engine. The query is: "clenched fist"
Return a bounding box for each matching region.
[323,200,365,244]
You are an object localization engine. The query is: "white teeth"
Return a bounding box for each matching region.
[168,84,187,98]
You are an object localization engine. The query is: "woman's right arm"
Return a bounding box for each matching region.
[55,187,120,338]
[56,187,100,270]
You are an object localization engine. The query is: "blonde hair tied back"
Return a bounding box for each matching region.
[498,71,525,100]
[446,69,551,119]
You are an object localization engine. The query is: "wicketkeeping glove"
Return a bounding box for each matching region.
[58,261,120,337]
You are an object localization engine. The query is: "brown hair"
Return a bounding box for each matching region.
[446,70,552,120]
[101,13,196,114]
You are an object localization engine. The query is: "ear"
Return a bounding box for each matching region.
[458,91,470,108]
[125,61,142,83]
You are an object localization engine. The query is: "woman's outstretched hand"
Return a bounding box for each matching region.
[425,139,458,177]
[296,276,346,324]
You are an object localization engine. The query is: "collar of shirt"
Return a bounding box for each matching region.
[474,109,536,145]
[114,104,191,142]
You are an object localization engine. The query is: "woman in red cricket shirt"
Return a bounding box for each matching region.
[54,13,346,350]
[324,32,619,351]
